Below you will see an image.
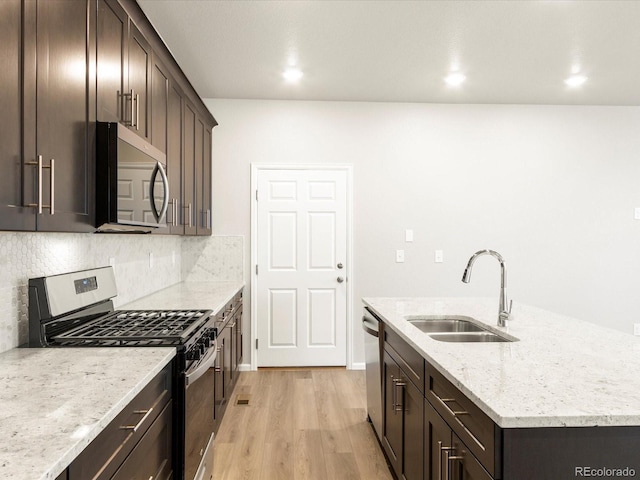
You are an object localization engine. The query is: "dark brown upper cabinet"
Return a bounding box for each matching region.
[167,80,185,234]
[97,0,151,142]
[0,0,95,233]
[0,0,33,231]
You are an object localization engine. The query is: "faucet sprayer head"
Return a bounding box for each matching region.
[461,268,471,283]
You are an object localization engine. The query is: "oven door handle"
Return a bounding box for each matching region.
[185,340,218,387]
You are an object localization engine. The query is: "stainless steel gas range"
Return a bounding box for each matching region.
[28,266,216,480]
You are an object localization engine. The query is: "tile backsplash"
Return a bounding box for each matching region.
[0,233,243,353]
[182,235,243,282]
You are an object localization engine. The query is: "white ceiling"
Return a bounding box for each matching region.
[138,0,640,105]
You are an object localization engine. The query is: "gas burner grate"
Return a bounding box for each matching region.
[52,309,211,345]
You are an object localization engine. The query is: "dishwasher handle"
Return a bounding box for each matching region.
[362,316,379,337]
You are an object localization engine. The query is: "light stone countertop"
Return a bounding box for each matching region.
[363,297,640,429]
[121,280,244,314]
[0,347,175,480]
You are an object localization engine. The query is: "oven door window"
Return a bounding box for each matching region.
[116,140,168,226]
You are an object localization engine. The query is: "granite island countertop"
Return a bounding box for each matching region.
[363,297,640,429]
[0,347,175,480]
[120,280,244,313]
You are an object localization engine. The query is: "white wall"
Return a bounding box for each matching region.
[205,98,640,364]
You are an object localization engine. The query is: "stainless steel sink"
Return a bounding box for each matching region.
[408,317,485,333]
[428,332,512,343]
[405,315,516,342]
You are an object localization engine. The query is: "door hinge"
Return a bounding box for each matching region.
[255,264,258,275]
[256,338,259,350]
[255,189,258,201]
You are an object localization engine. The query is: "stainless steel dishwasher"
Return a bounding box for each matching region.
[363,307,382,439]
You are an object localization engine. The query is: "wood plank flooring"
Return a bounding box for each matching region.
[213,368,393,480]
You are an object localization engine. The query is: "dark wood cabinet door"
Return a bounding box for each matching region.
[223,323,233,395]
[197,122,213,235]
[127,22,151,140]
[403,380,424,480]
[28,0,95,232]
[382,350,403,476]
[452,433,493,480]
[194,116,207,235]
[110,401,173,480]
[0,0,35,230]
[425,399,456,480]
[97,0,127,123]
[151,57,169,154]
[235,306,243,367]
[167,81,184,234]
[183,101,198,235]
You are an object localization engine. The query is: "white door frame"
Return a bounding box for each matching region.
[250,163,354,370]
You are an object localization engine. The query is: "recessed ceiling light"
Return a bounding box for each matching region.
[444,72,466,87]
[565,75,588,88]
[283,68,303,82]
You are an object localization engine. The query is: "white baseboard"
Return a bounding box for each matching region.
[350,362,365,370]
[238,363,252,372]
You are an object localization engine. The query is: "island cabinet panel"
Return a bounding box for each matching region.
[425,362,499,477]
[502,426,640,480]
[382,341,424,480]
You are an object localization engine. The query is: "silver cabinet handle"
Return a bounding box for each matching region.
[172,199,179,226]
[49,159,54,215]
[135,93,140,131]
[187,203,192,227]
[130,89,135,127]
[438,442,456,480]
[337,277,344,283]
[119,407,153,432]
[26,155,54,214]
[393,377,406,413]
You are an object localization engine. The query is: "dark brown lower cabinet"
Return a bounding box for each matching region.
[68,362,172,480]
[111,401,173,480]
[383,349,423,480]
[425,398,492,480]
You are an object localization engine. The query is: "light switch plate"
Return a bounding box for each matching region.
[435,250,444,263]
[396,250,405,263]
[634,323,640,336]
[635,208,640,220]
[405,229,414,242]
[108,257,115,267]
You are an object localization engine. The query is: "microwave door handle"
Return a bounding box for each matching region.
[157,162,169,222]
[149,162,169,223]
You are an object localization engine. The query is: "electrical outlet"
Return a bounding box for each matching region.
[435,250,444,263]
[396,250,405,263]
[634,323,640,336]
[405,229,414,242]
[149,252,154,269]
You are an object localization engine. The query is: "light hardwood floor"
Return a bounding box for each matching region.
[213,368,393,480]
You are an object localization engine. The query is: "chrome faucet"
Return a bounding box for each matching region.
[462,250,512,327]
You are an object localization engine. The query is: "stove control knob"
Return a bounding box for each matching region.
[188,348,202,361]
[201,337,211,348]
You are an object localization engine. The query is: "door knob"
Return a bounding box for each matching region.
[337,277,344,283]
[337,262,343,269]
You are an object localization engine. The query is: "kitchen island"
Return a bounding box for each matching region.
[363,297,640,479]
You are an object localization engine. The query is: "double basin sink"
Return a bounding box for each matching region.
[406,315,517,343]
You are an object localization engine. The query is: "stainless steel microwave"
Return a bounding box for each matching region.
[96,122,169,232]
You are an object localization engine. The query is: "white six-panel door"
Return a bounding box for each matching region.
[256,168,348,366]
